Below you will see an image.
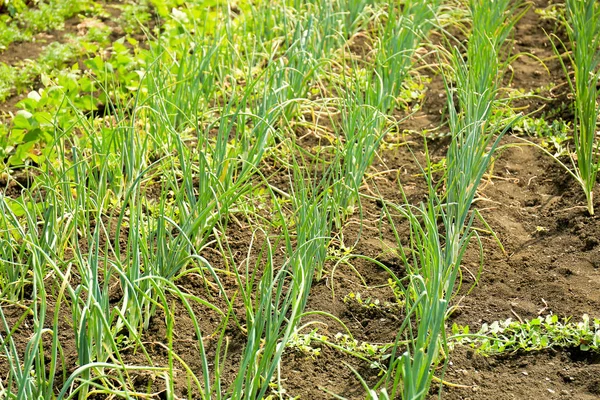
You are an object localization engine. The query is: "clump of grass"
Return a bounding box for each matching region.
[342,0,375,38]
[0,190,55,400]
[378,186,460,399]
[331,71,387,229]
[444,0,526,252]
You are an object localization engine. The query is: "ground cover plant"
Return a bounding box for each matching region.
[1,0,600,399]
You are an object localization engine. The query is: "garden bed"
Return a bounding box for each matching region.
[0,0,599,399]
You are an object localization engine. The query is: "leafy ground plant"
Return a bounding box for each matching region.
[452,314,600,355]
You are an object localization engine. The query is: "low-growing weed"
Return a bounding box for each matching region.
[452,314,600,355]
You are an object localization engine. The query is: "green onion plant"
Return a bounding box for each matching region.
[329,0,441,231]
[228,152,332,397]
[373,0,440,114]
[559,0,600,215]
[364,0,524,397]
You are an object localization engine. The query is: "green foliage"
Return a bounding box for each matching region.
[287,329,393,368]
[1,0,572,398]
[367,1,526,398]
[513,117,572,156]
[1,0,29,17]
[373,0,441,114]
[453,314,600,355]
[560,0,600,214]
[0,0,95,50]
[0,20,113,103]
[343,291,403,314]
